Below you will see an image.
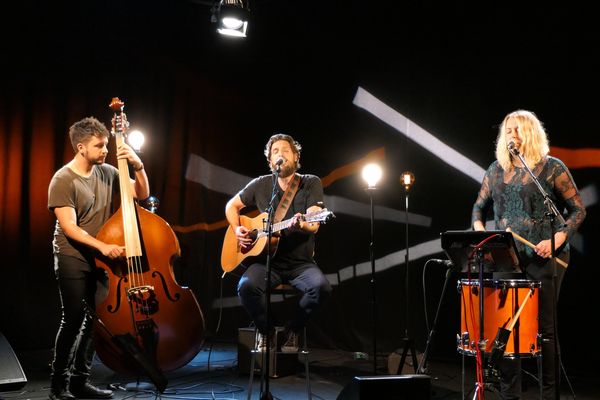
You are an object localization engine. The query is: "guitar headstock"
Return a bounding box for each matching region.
[305,208,335,224]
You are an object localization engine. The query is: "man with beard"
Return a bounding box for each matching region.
[47,117,149,400]
[225,133,331,352]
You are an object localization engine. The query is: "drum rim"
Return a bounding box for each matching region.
[459,278,541,287]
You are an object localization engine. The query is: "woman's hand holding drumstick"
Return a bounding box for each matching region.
[506,227,568,269]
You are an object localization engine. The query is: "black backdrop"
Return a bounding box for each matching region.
[1,0,598,378]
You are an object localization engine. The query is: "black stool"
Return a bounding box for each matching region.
[247,284,311,400]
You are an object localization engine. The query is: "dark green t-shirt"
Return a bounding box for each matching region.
[48,164,119,264]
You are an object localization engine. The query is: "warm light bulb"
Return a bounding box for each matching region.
[128,130,145,152]
[362,164,382,188]
[400,171,415,190]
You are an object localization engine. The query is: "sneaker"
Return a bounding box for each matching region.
[255,332,275,352]
[281,331,299,353]
[255,332,266,351]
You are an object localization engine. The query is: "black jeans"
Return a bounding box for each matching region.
[237,262,332,335]
[50,254,105,387]
[500,256,566,400]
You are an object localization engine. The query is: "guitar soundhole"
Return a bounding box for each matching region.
[248,230,258,241]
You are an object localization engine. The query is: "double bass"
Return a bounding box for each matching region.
[93,98,205,378]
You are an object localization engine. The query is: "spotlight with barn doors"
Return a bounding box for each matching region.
[216,0,249,38]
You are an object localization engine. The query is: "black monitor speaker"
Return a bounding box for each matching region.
[336,374,431,400]
[0,332,27,392]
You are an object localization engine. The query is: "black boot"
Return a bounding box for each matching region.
[69,382,113,399]
[49,383,75,400]
[49,374,75,400]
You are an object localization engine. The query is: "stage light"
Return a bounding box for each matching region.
[362,163,382,189]
[400,171,415,191]
[216,0,249,38]
[127,129,145,152]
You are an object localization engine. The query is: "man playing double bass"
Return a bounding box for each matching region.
[47,117,148,400]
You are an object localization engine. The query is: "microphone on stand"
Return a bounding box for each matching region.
[274,157,285,173]
[507,141,519,156]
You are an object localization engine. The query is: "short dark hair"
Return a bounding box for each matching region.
[263,133,302,169]
[68,117,110,152]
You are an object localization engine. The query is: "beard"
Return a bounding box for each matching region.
[271,162,296,177]
[83,150,106,165]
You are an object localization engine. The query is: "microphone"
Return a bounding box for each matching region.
[431,258,454,268]
[507,141,519,155]
[274,157,285,173]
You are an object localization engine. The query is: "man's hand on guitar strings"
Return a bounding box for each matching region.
[234,225,252,248]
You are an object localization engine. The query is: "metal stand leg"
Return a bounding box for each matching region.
[247,330,258,400]
[462,351,466,400]
[301,327,311,400]
[538,352,543,400]
[248,329,268,400]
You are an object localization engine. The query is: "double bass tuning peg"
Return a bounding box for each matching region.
[109,97,129,135]
[111,113,129,135]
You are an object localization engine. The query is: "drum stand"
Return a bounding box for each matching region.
[464,246,502,400]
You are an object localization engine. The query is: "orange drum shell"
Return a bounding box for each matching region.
[458,279,540,358]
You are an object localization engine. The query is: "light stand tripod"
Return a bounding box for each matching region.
[366,186,378,375]
[396,172,418,374]
[258,164,282,400]
[361,163,382,375]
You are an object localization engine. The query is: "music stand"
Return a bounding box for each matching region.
[441,230,523,278]
[441,230,523,399]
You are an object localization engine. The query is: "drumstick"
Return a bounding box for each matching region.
[506,228,568,269]
[506,287,534,331]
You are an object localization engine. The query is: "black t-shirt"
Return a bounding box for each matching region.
[238,174,324,269]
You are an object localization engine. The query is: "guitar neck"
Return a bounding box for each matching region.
[271,218,294,233]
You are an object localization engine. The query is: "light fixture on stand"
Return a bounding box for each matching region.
[127,129,145,152]
[361,163,382,375]
[394,171,418,374]
[214,0,249,38]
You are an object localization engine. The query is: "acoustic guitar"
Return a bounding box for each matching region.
[220,208,334,272]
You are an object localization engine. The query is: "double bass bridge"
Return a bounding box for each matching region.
[127,285,159,315]
[127,285,155,296]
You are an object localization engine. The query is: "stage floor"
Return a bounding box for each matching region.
[2,343,597,400]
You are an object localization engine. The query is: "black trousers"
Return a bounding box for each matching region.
[50,254,105,387]
[499,256,566,400]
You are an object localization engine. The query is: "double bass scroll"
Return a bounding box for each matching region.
[93,97,205,376]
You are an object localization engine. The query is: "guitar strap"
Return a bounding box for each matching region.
[273,173,302,223]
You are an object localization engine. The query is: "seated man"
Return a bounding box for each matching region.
[225,133,332,351]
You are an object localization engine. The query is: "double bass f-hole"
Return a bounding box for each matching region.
[93,97,205,377]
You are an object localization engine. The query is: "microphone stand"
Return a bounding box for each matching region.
[417,261,453,374]
[260,165,281,400]
[511,148,566,400]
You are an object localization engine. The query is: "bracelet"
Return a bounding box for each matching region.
[134,163,144,171]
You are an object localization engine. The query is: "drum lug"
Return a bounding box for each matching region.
[457,332,471,354]
[478,339,489,352]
